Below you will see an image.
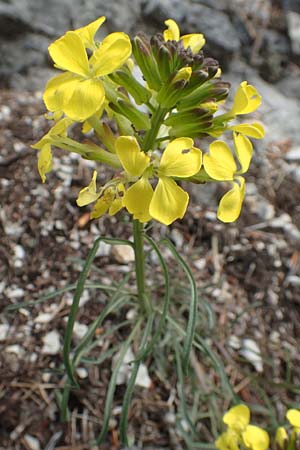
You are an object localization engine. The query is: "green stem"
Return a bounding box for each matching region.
[54,138,121,169]
[142,106,168,151]
[133,220,151,314]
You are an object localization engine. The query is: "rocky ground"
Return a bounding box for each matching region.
[1,0,300,449]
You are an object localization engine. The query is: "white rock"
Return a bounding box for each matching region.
[76,367,88,379]
[135,362,152,388]
[5,345,24,357]
[283,223,300,243]
[42,373,51,382]
[126,309,137,320]
[0,324,9,341]
[228,335,241,350]
[0,281,5,294]
[112,244,135,264]
[14,245,25,260]
[5,287,25,299]
[42,330,60,355]
[114,347,151,388]
[34,313,54,324]
[285,146,300,161]
[170,229,184,248]
[193,258,206,271]
[287,11,300,55]
[73,322,88,340]
[240,339,263,372]
[23,435,40,450]
[29,353,38,363]
[269,213,291,228]
[95,240,111,257]
[285,275,300,286]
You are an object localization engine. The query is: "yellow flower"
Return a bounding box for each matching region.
[242,425,270,450]
[231,81,262,116]
[223,405,250,433]
[115,136,202,225]
[32,118,72,182]
[215,429,240,450]
[74,16,106,50]
[229,122,265,140]
[286,409,300,430]
[203,133,253,222]
[76,170,124,218]
[163,19,205,53]
[275,427,288,449]
[43,18,132,122]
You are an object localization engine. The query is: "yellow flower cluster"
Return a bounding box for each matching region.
[33,16,264,226]
[216,405,300,450]
[216,405,269,450]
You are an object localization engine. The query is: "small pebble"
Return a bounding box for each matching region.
[42,330,60,355]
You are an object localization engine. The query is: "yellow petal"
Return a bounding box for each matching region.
[215,430,240,450]
[90,197,109,219]
[203,140,236,181]
[123,177,153,223]
[172,67,192,83]
[149,176,189,225]
[231,81,262,115]
[217,178,245,223]
[63,78,106,121]
[159,137,202,177]
[181,33,205,52]
[75,16,106,49]
[43,72,79,114]
[91,32,132,77]
[233,132,253,174]
[223,404,250,432]
[287,409,300,428]
[230,123,265,139]
[76,171,100,206]
[275,427,288,449]
[115,136,150,177]
[38,144,53,183]
[242,425,270,450]
[32,117,72,150]
[163,19,180,41]
[109,198,123,216]
[48,31,89,76]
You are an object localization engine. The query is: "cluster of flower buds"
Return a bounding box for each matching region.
[33,16,264,225]
[216,405,300,450]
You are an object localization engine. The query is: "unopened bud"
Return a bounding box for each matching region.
[110,68,151,105]
[132,34,162,91]
[109,99,151,131]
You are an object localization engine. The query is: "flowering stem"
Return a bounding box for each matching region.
[133,220,152,314]
[142,106,168,151]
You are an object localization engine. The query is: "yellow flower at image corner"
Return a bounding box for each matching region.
[215,429,240,450]
[31,117,73,182]
[163,19,205,53]
[76,171,125,219]
[286,409,300,430]
[43,18,132,122]
[115,136,202,225]
[242,425,270,450]
[231,81,262,116]
[275,427,288,449]
[203,133,253,222]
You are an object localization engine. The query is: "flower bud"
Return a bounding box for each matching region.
[132,34,162,90]
[156,67,192,107]
[110,68,151,105]
[109,99,151,131]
